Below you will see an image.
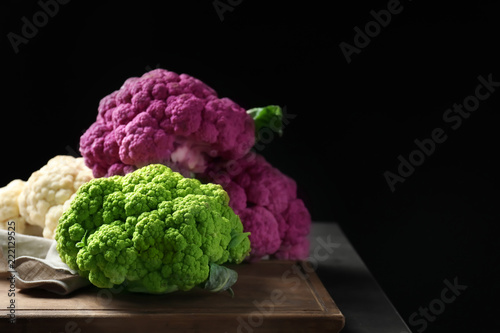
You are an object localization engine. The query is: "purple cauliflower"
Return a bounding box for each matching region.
[202,151,311,261]
[80,68,312,261]
[80,69,256,177]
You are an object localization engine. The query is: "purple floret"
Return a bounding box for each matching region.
[80,69,255,177]
[203,151,311,261]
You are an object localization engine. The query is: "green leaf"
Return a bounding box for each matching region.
[76,230,88,249]
[247,105,283,139]
[203,263,238,296]
[229,230,251,249]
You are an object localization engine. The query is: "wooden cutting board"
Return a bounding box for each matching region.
[0,260,344,332]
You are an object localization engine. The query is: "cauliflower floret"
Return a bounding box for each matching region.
[17,156,93,239]
[0,179,42,236]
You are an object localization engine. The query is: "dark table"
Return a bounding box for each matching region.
[309,222,411,333]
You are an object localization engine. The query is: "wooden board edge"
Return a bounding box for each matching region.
[298,260,345,330]
[3,311,345,333]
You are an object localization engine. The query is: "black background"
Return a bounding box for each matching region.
[2,1,499,332]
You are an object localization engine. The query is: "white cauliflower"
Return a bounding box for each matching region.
[14,156,93,239]
[0,179,42,236]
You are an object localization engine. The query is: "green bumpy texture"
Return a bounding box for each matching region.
[55,164,251,293]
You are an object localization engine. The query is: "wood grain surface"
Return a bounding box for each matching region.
[0,260,344,332]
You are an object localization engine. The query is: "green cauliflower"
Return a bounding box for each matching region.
[55,164,251,294]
